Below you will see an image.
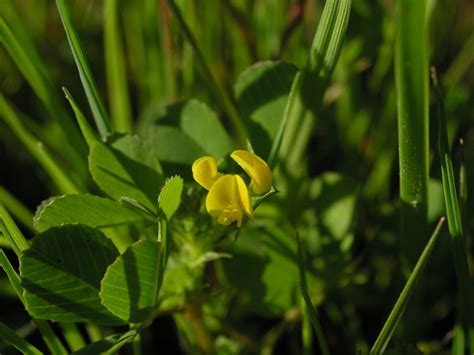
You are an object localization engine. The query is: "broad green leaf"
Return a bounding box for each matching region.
[20,225,123,325]
[222,226,300,316]
[71,330,137,355]
[234,61,298,158]
[159,176,183,220]
[100,239,161,323]
[89,134,164,212]
[34,194,144,232]
[138,99,233,177]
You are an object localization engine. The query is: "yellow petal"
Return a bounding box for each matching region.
[206,174,253,226]
[192,156,222,190]
[231,150,272,195]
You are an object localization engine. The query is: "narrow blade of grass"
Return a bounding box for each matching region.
[370,217,445,354]
[296,233,330,355]
[395,0,429,265]
[62,87,99,148]
[55,0,112,139]
[0,321,43,355]
[0,249,68,355]
[431,68,474,352]
[276,0,351,171]
[0,186,33,231]
[0,96,83,194]
[0,17,87,165]
[168,0,248,148]
[0,203,30,256]
[104,0,133,133]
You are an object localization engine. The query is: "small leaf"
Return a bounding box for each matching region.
[34,194,144,232]
[138,99,233,177]
[100,239,162,323]
[89,134,164,212]
[20,225,122,325]
[158,176,184,220]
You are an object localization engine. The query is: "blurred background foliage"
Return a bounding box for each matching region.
[0,0,473,353]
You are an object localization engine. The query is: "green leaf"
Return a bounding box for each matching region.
[34,194,144,232]
[71,330,137,355]
[55,0,112,139]
[138,99,233,177]
[222,226,300,316]
[234,61,298,158]
[89,134,164,212]
[100,239,162,323]
[159,176,184,220]
[20,225,123,325]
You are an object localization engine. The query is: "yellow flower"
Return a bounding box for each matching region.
[192,156,222,190]
[230,150,272,195]
[206,174,253,227]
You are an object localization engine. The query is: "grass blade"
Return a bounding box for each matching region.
[168,0,248,148]
[277,0,351,171]
[370,217,445,354]
[0,96,83,194]
[0,321,43,355]
[431,68,474,352]
[0,186,34,231]
[395,0,429,264]
[0,17,87,165]
[104,0,133,132]
[55,0,112,139]
[62,87,99,148]
[0,203,30,256]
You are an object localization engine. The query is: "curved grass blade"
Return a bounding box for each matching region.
[370,217,445,354]
[55,0,112,139]
[104,0,133,132]
[431,68,474,352]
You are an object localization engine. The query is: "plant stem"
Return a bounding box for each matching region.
[0,186,34,231]
[167,0,248,148]
[395,0,429,266]
[184,301,214,354]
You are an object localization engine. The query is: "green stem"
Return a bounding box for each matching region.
[167,0,247,148]
[104,0,133,132]
[395,0,429,266]
[59,323,86,351]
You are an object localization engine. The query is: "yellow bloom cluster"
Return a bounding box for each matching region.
[192,150,272,227]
